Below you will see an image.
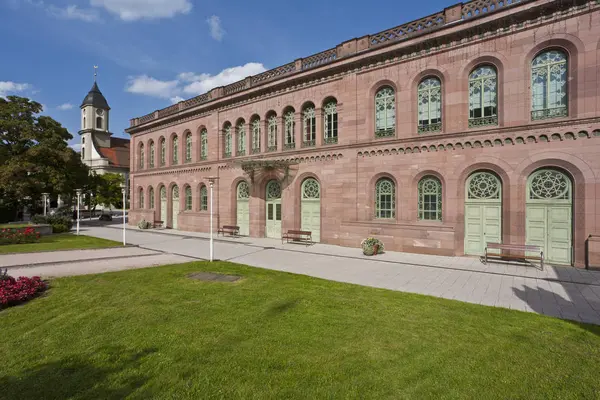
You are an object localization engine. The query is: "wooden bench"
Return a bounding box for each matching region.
[282,230,312,245]
[218,225,240,236]
[153,220,164,228]
[484,242,544,270]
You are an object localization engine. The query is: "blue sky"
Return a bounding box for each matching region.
[0,0,450,149]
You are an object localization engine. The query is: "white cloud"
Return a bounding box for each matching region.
[57,103,74,110]
[126,63,267,103]
[90,0,192,21]
[70,143,82,152]
[47,4,100,22]
[206,15,225,41]
[0,81,31,98]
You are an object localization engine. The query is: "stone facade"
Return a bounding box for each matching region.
[126,0,600,268]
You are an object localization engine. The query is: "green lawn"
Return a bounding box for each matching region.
[0,223,32,229]
[1,262,599,399]
[0,233,122,254]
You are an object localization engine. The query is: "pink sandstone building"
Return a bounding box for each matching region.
[126,0,600,268]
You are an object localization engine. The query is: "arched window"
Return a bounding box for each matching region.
[200,185,208,211]
[375,87,395,137]
[149,187,154,209]
[185,132,192,162]
[418,78,442,133]
[224,123,232,158]
[302,104,316,147]
[172,135,179,165]
[149,141,155,168]
[139,188,144,209]
[185,186,192,210]
[81,147,85,159]
[324,100,338,144]
[96,117,102,129]
[418,176,442,221]
[160,138,166,166]
[139,143,144,169]
[83,116,86,129]
[267,115,277,151]
[236,121,246,156]
[469,66,498,127]
[531,50,568,120]
[284,110,295,149]
[375,178,395,219]
[200,129,208,160]
[251,118,260,154]
[82,137,85,144]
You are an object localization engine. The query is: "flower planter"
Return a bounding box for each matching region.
[373,244,379,255]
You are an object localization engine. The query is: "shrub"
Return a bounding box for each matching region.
[32,215,73,233]
[0,227,40,245]
[31,215,47,225]
[0,275,47,309]
[138,219,152,229]
[51,224,69,233]
[361,237,384,256]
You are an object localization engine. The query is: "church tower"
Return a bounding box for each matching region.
[79,75,111,163]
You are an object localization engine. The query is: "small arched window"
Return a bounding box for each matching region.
[267,115,278,151]
[236,121,246,156]
[200,185,208,211]
[375,178,395,219]
[160,138,166,166]
[418,176,442,221]
[200,129,208,160]
[139,143,144,169]
[324,100,338,144]
[284,110,295,149]
[96,117,102,129]
[81,147,85,160]
[185,132,192,162]
[172,135,179,165]
[375,87,395,137]
[469,66,498,127]
[185,186,192,210]
[139,188,144,209]
[531,49,568,120]
[224,123,232,158]
[418,78,442,133]
[302,104,316,147]
[149,141,155,168]
[149,187,155,209]
[251,118,261,154]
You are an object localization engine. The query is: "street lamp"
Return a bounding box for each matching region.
[42,193,49,216]
[75,189,82,235]
[121,183,126,246]
[204,176,219,262]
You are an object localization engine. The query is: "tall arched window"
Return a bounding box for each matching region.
[469,66,498,127]
[418,77,442,133]
[149,187,154,209]
[251,118,260,154]
[185,186,192,210]
[302,104,316,147]
[375,87,395,137]
[139,188,144,209]
[96,117,102,129]
[160,138,166,166]
[531,50,568,120]
[267,115,277,151]
[200,185,208,211]
[375,178,395,219]
[418,176,442,221]
[224,123,232,158]
[149,141,155,168]
[236,121,246,156]
[324,100,338,144]
[284,110,295,149]
[172,135,179,165]
[200,128,208,160]
[185,132,192,162]
[139,143,144,169]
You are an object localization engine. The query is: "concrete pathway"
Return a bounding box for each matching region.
[3,222,600,325]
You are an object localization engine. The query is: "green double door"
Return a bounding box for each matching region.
[465,204,502,255]
[526,204,572,265]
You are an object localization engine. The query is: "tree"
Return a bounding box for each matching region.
[95,173,125,210]
[0,96,90,220]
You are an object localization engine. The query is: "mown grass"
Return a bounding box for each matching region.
[0,262,599,399]
[0,224,32,229]
[0,233,122,254]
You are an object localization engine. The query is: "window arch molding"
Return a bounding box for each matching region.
[410,69,446,134]
[369,173,398,220]
[367,80,398,139]
[411,170,446,222]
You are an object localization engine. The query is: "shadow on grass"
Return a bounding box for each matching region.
[0,346,156,400]
[267,298,301,315]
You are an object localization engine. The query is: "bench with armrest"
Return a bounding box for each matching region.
[282,230,312,245]
[153,220,164,228]
[484,242,544,270]
[218,225,240,236]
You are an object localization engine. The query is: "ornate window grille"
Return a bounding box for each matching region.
[302,106,316,147]
[139,188,144,209]
[531,50,568,121]
[172,136,178,165]
[200,129,208,160]
[149,187,154,209]
[527,169,571,201]
[160,186,166,202]
[251,119,260,153]
[267,115,278,152]
[236,122,246,156]
[185,186,192,210]
[149,141,155,167]
[418,176,442,221]
[418,78,442,133]
[172,186,179,208]
[200,185,208,210]
[185,132,192,162]
[467,172,501,200]
[324,101,338,144]
[469,66,498,128]
[160,138,166,166]
[139,143,144,169]
[224,124,232,158]
[302,178,320,199]
[237,181,250,199]
[375,87,395,138]
[375,178,395,219]
[266,180,282,200]
[284,111,295,149]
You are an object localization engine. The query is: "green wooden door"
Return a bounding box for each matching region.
[464,172,502,256]
[171,186,179,230]
[237,181,250,236]
[265,181,281,239]
[160,187,167,228]
[301,179,320,242]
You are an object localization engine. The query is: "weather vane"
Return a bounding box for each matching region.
[94,65,98,82]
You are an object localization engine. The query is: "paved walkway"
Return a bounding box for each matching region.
[3,222,600,324]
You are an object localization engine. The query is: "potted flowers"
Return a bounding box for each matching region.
[361,237,384,256]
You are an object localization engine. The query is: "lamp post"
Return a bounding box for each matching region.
[75,189,82,235]
[121,183,126,246]
[204,176,219,262]
[42,193,49,216]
